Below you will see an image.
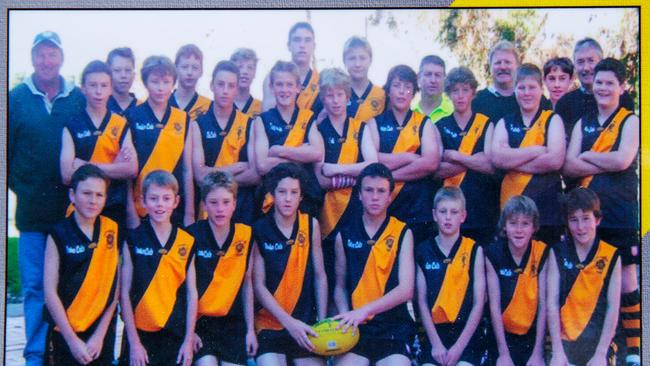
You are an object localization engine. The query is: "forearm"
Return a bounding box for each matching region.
[392,157,436,181]
[255,284,294,325]
[334,161,374,177]
[435,161,466,179]
[515,152,563,174]
[454,301,484,352]
[90,294,119,342]
[183,169,195,220]
[234,164,261,186]
[258,156,289,175]
[492,146,541,170]
[277,145,322,163]
[183,290,197,343]
[594,306,620,357]
[563,157,605,177]
[418,298,443,347]
[45,292,80,343]
[243,279,255,333]
[315,272,328,320]
[120,294,142,346]
[459,152,495,174]
[582,151,632,172]
[333,285,350,313]
[93,161,138,180]
[377,152,412,170]
[357,284,411,318]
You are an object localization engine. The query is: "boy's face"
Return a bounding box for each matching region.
[145,72,175,106]
[70,177,107,220]
[574,47,601,88]
[504,213,535,251]
[288,28,315,66]
[211,70,238,110]
[448,82,475,114]
[544,67,573,104]
[176,54,203,90]
[322,86,348,119]
[271,71,300,108]
[359,176,391,216]
[515,77,543,114]
[388,77,415,112]
[418,62,445,98]
[143,184,179,224]
[234,59,257,90]
[432,199,466,236]
[273,177,302,217]
[204,187,236,227]
[82,72,112,110]
[567,209,601,246]
[343,47,371,82]
[593,70,624,109]
[110,56,135,95]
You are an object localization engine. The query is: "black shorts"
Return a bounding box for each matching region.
[195,316,248,364]
[563,339,617,366]
[599,228,640,265]
[256,329,318,360]
[46,319,116,366]
[419,322,484,365]
[119,330,183,366]
[348,332,411,364]
[505,332,536,366]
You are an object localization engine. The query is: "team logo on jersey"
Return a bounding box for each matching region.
[385,236,394,251]
[584,126,596,134]
[297,231,307,246]
[174,122,183,134]
[530,261,538,277]
[178,244,188,258]
[66,245,86,254]
[197,250,213,259]
[595,257,607,273]
[379,125,393,133]
[136,122,155,130]
[237,126,244,140]
[136,247,154,256]
[206,131,218,139]
[111,126,119,138]
[347,240,363,249]
[563,258,573,270]
[499,268,513,277]
[105,230,116,249]
[425,261,440,271]
[461,252,467,268]
[76,130,92,139]
[235,241,245,256]
[370,99,380,111]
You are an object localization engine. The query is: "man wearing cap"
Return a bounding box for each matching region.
[8,31,84,366]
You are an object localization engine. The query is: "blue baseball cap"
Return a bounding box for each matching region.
[32,31,62,50]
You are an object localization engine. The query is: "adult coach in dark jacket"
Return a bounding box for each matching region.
[8,31,84,366]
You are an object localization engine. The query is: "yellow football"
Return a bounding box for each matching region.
[308,318,360,356]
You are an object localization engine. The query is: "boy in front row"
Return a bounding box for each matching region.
[547,187,621,366]
[415,187,485,366]
[333,163,415,366]
[44,165,120,365]
[120,170,197,366]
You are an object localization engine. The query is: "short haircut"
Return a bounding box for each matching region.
[81,60,112,85]
[201,171,238,201]
[356,163,395,193]
[342,36,372,60]
[70,164,109,191]
[142,170,179,197]
[497,195,540,237]
[419,55,446,74]
[563,187,602,221]
[288,22,315,43]
[264,163,307,197]
[141,55,177,84]
[230,48,258,64]
[211,60,241,82]
[269,60,301,86]
[106,47,135,67]
[175,44,203,66]
[543,57,574,78]
[574,37,604,59]
[515,63,543,86]
[318,67,351,99]
[433,186,466,210]
[594,57,626,84]
[383,64,419,99]
[444,66,479,95]
[489,40,520,65]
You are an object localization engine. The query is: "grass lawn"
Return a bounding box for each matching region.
[8,237,21,301]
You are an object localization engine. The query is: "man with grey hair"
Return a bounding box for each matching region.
[472,40,551,122]
[9,30,84,365]
[555,37,634,134]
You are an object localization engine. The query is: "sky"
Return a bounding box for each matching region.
[6,7,634,235]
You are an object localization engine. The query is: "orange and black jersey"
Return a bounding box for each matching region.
[49,215,120,334]
[260,107,314,147]
[436,112,498,230]
[339,214,414,339]
[237,95,263,118]
[347,82,385,122]
[502,108,562,226]
[170,91,211,122]
[196,105,255,224]
[415,235,479,327]
[126,102,189,220]
[297,68,323,116]
[485,238,548,338]
[107,93,139,116]
[579,107,638,229]
[253,212,316,330]
[553,237,619,348]
[126,220,195,337]
[187,220,252,320]
[375,109,433,225]
[318,116,366,237]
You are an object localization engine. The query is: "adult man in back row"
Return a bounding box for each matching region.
[9,31,85,366]
[412,55,454,123]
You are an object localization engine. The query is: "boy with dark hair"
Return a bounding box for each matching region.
[333,162,415,366]
[547,187,622,366]
[44,164,120,365]
[414,55,454,123]
[563,57,640,366]
[171,44,211,121]
[543,57,575,109]
[106,47,140,114]
[252,163,328,366]
[120,170,198,366]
